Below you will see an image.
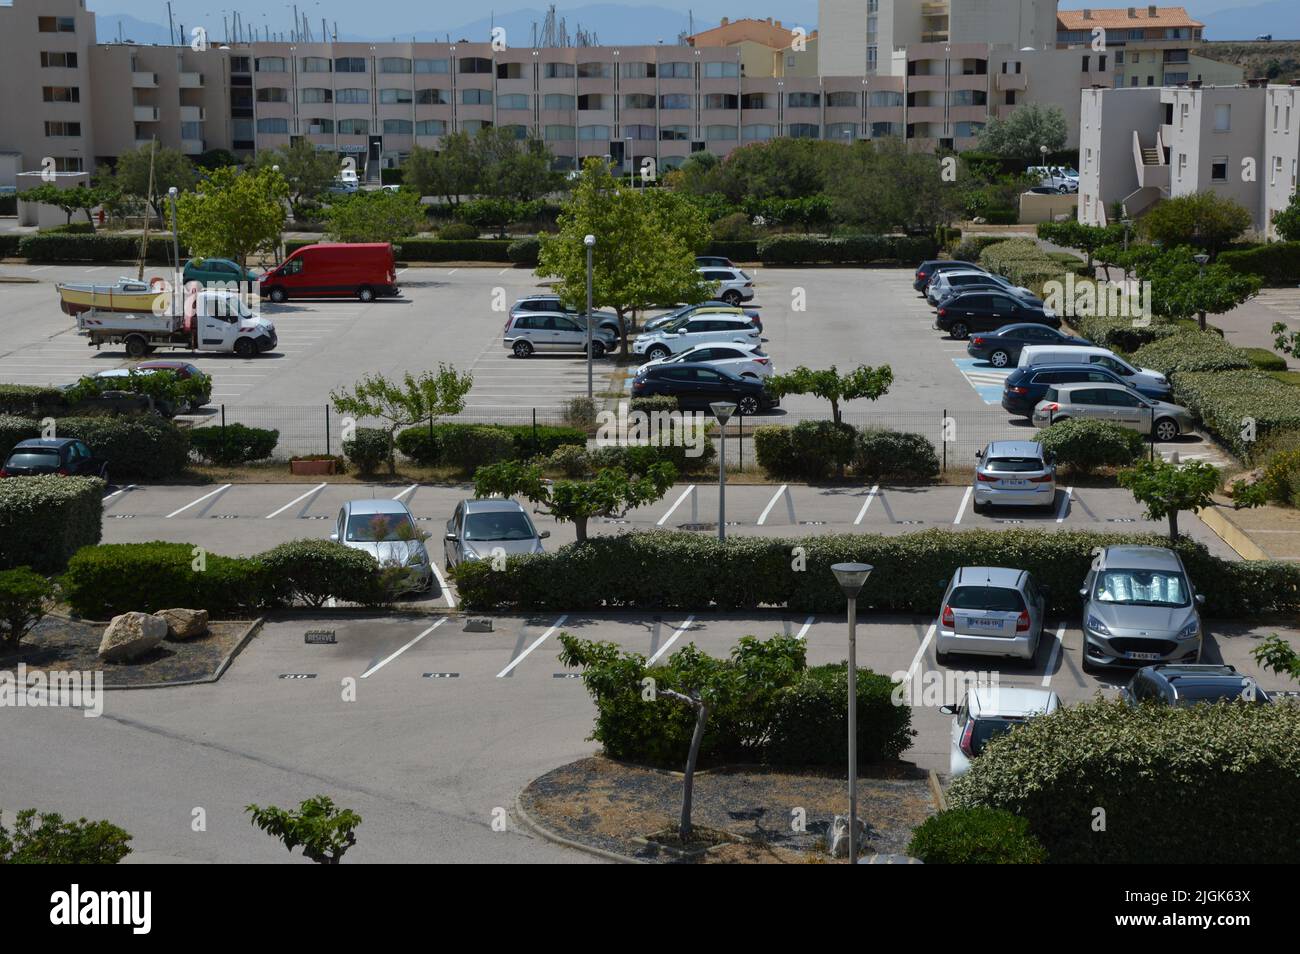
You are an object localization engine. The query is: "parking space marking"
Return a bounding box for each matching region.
[165,484,231,518]
[795,615,815,640]
[431,562,455,608]
[497,615,568,678]
[951,358,1012,404]
[657,485,695,526]
[756,484,788,525]
[360,618,446,679]
[447,268,459,275]
[953,486,972,524]
[103,484,137,500]
[265,482,327,519]
[1055,486,1073,524]
[853,485,880,525]
[908,622,938,683]
[646,615,697,665]
[393,484,418,501]
[1042,623,1066,688]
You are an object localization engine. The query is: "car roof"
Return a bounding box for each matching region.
[969,686,1059,718]
[462,498,528,514]
[654,361,743,377]
[1055,382,1129,394]
[952,566,1028,588]
[343,498,413,516]
[11,438,75,449]
[1099,546,1182,571]
[985,440,1044,458]
[1014,363,1117,380]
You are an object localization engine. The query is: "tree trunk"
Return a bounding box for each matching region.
[574,516,588,543]
[1197,310,1207,331]
[680,699,708,839]
[1168,510,1179,541]
[617,311,629,360]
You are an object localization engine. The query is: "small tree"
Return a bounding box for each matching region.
[110,143,198,218]
[1140,192,1253,255]
[1272,321,1300,360]
[404,134,478,205]
[655,686,710,840]
[1147,248,1260,330]
[0,809,132,863]
[0,567,54,649]
[176,165,288,271]
[473,459,675,543]
[21,184,109,230]
[1118,458,1221,540]
[256,140,338,218]
[1271,191,1300,242]
[976,104,1068,165]
[246,796,360,864]
[330,366,473,474]
[324,189,425,245]
[766,365,894,427]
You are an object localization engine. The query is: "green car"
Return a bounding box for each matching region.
[182,257,260,290]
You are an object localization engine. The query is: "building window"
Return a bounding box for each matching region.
[51,156,83,172]
[1082,55,1090,72]
[1099,55,1107,71]
[660,62,692,78]
[826,91,857,108]
[416,88,448,105]
[301,88,332,104]
[703,93,738,110]
[660,125,690,141]
[869,90,903,108]
[742,124,775,141]
[1005,90,1017,105]
[43,121,81,137]
[257,87,290,103]
[1116,51,1125,65]
[578,94,609,110]
[461,120,493,133]
[415,58,450,74]
[180,122,202,140]
[578,62,611,79]
[415,120,447,136]
[255,57,287,72]
[39,51,78,68]
[624,93,656,110]
[38,16,76,33]
[301,56,331,73]
[661,93,691,109]
[543,93,575,110]
[42,86,80,103]
[705,125,737,141]
[1211,156,1228,181]
[950,90,987,107]
[380,88,414,105]
[543,62,575,79]
[229,56,251,73]
[787,123,820,139]
[1214,104,1231,131]
[578,125,610,141]
[1164,72,1188,85]
[626,124,656,140]
[702,61,739,79]
[337,118,369,135]
[826,122,857,140]
[497,62,524,79]
[1177,152,1187,181]
[1147,75,1155,86]
[304,118,334,134]
[383,119,414,134]
[1272,156,1282,185]
[336,88,369,105]
[621,62,656,78]
[462,89,493,106]
[544,124,575,140]
[335,57,367,73]
[256,117,289,134]
[500,124,528,140]
[787,92,820,108]
[498,93,529,110]
[380,57,412,74]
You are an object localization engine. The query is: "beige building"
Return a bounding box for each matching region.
[687,16,820,79]
[1056,6,1241,88]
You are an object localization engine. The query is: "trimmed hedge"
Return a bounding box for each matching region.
[756,234,938,266]
[17,234,174,263]
[0,415,40,459]
[705,240,760,262]
[765,663,914,766]
[343,427,390,476]
[188,423,279,465]
[1066,314,1178,353]
[395,423,589,468]
[1130,330,1251,376]
[855,429,940,481]
[506,237,539,266]
[948,698,1300,864]
[1037,418,1144,474]
[1171,370,1300,463]
[450,528,1300,618]
[950,235,1008,263]
[0,384,70,417]
[1243,347,1290,372]
[2,416,193,480]
[978,238,1061,296]
[1219,241,1300,285]
[390,238,513,262]
[259,540,385,608]
[754,424,939,482]
[907,808,1048,864]
[0,476,102,573]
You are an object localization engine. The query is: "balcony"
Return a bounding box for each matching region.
[921,31,949,42]
[922,1,949,14]
[131,71,158,88]
[179,106,205,123]
[996,72,1027,91]
[133,105,159,122]
[178,72,204,88]
[182,139,205,155]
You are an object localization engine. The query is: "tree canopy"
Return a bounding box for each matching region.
[976,104,1068,165]
[176,165,288,270]
[1140,192,1253,255]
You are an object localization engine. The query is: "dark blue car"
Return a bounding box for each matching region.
[1001,364,1174,418]
[967,323,1092,369]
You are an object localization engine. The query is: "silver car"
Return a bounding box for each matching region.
[942,686,1061,777]
[503,311,617,358]
[936,566,1046,662]
[1080,545,1204,671]
[1032,382,1194,442]
[973,440,1056,513]
[330,499,433,593]
[444,498,549,569]
[510,295,621,338]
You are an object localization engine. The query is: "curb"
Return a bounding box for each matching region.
[1199,506,1268,561]
[100,616,265,691]
[513,789,641,865]
[927,769,947,812]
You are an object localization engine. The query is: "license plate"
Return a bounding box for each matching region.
[966,617,1004,630]
[1127,651,1161,660]
[1002,479,1029,488]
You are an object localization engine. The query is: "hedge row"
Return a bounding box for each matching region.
[450,528,1300,618]
[1219,241,1300,285]
[0,234,21,257]
[0,476,103,573]
[1066,313,1180,353]
[0,385,68,417]
[0,415,189,480]
[949,698,1300,863]
[1170,370,1300,463]
[283,238,515,262]
[17,234,175,263]
[394,423,588,468]
[977,238,1062,296]
[1129,329,1252,376]
[754,422,939,482]
[754,234,938,266]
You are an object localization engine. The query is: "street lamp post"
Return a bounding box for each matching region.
[625,136,634,187]
[584,234,596,398]
[710,402,736,542]
[831,562,873,865]
[1193,252,1210,330]
[168,186,180,316]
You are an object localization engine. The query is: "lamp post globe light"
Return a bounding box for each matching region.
[831,561,873,864]
[710,402,736,542]
[584,233,596,399]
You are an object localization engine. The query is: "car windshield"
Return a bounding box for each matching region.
[986,457,1043,473]
[1094,569,1190,607]
[5,451,59,468]
[968,718,1022,756]
[346,512,416,542]
[949,585,1025,612]
[464,510,536,541]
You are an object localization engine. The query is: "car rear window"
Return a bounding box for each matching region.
[949,585,1026,612]
[5,451,60,468]
[986,456,1044,472]
[968,717,1021,756]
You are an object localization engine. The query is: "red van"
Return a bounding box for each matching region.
[260,243,399,303]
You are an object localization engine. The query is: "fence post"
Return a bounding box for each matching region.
[325,405,331,457]
[220,404,226,446]
[941,408,947,473]
[532,407,538,454]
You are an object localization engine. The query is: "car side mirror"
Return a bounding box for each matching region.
[1195,594,1206,605]
[539,530,551,539]
[1079,587,1088,598]
[444,531,458,542]
[329,532,338,541]
[939,704,957,715]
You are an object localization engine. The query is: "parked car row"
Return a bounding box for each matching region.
[916,260,1059,341]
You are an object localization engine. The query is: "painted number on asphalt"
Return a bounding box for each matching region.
[423,672,460,679]
[278,673,317,679]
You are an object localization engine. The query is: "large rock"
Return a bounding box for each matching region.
[98,612,167,662]
[157,608,209,641]
[828,815,867,859]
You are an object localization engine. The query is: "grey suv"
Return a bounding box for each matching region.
[1121,664,1270,706]
[503,311,617,358]
[1080,546,1204,671]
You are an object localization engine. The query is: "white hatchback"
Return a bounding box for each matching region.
[639,341,773,379]
[942,686,1061,777]
[632,313,762,359]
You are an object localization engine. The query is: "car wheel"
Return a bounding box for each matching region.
[233,336,256,358]
[971,498,986,514]
[950,322,970,340]
[723,290,741,305]
[512,340,534,358]
[738,395,760,416]
[989,349,1011,368]
[1058,184,1071,194]
[589,340,606,358]
[935,649,951,667]
[268,286,287,303]
[125,335,149,359]
[646,344,671,360]
[1153,417,1179,442]
[357,286,375,303]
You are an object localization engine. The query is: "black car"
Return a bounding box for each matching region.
[631,362,778,415]
[1121,664,1270,707]
[967,324,1092,369]
[695,255,736,269]
[935,290,1059,340]
[1,438,108,481]
[914,259,983,293]
[1002,363,1173,417]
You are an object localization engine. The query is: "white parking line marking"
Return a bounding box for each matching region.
[447,268,459,275]
[30,266,52,272]
[1042,623,1066,687]
[103,484,137,499]
[756,484,788,525]
[908,623,938,683]
[657,485,695,526]
[360,618,446,678]
[795,615,815,640]
[1056,486,1073,524]
[392,484,418,501]
[646,615,697,665]
[854,485,880,525]
[265,482,327,519]
[165,484,231,518]
[497,615,569,678]
[397,268,408,276]
[431,562,456,608]
[953,486,972,524]
[498,267,510,275]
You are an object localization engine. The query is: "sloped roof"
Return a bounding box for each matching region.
[1057,6,1202,31]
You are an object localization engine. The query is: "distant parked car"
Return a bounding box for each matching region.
[1121,664,1270,707]
[935,290,1059,340]
[695,255,736,269]
[502,311,617,358]
[1027,165,1079,193]
[1001,363,1171,418]
[967,324,1091,370]
[93,362,211,413]
[1017,344,1169,395]
[942,686,1061,777]
[640,341,774,379]
[644,301,762,333]
[631,362,778,415]
[973,440,1056,513]
[927,270,1038,306]
[697,266,754,305]
[936,565,1047,663]
[182,257,260,289]
[444,498,549,569]
[1032,382,1193,442]
[330,498,432,594]
[915,259,984,293]
[632,312,761,360]
[511,295,622,338]
[1080,545,1204,671]
[1,438,108,481]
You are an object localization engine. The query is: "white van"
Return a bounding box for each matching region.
[1026,165,1079,193]
[1017,345,1170,395]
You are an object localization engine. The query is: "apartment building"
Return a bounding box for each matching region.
[1077,80,1300,237]
[1056,6,1241,89]
[686,16,820,79]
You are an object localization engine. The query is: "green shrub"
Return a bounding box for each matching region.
[188,423,279,465]
[766,664,914,766]
[343,427,390,475]
[0,415,40,458]
[394,426,438,466]
[437,221,478,241]
[0,385,68,417]
[704,240,759,262]
[396,422,588,468]
[17,233,172,263]
[0,476,102,573]
[258,539,385,608]
[951,236,1007,263]
[1037,418,1144,474]
[61,542,272,618]
[752,421,854,480]
[0,809,132,864]
[907,808,1048,864]
[506,236,540,265]
[563,396,599,429]
[0,567,56,648]
[1243,347,1290,372]
[1066,314,1178,353]
[948,698,1300,863]
[393,238,512,262]
[1171,370,1300,462]
[40,221,96,235]
[589,434,716,476]
[711,212,756,242]
[548,443,592,477]
[756,234,938,266]
[1219,241,1300,285]
[450,528,1300,619]
[1130,330,1251,376]
[628,396,678,415]
[432,424,516,470]
[854,429,940,481]
[1260,445,1300,506]
[53,416,190,480]
[509,424,589,459]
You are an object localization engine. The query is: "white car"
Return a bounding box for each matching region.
[698,266,755,305]
[942,686,1061,777]
[632,313,761,360]
[926,269,1037,306]
[1026,165,1079,194]
[639,341,773,379]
